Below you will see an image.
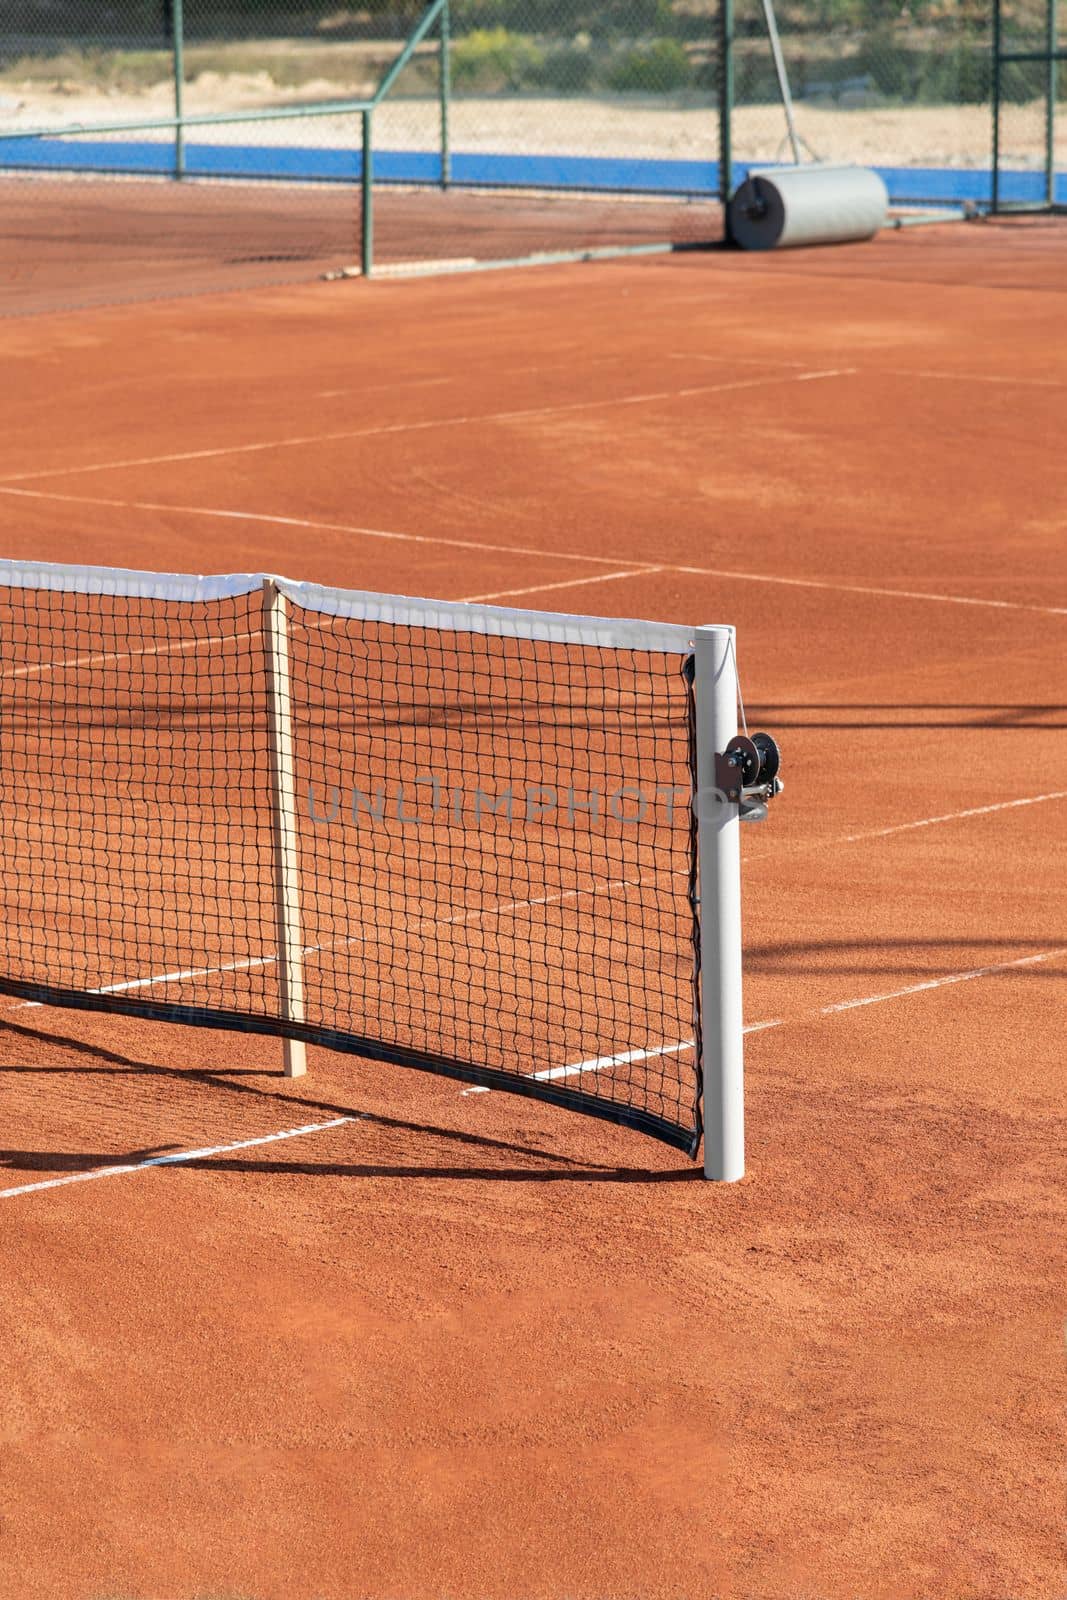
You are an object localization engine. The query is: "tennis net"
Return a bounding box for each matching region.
[0,560,740,1158]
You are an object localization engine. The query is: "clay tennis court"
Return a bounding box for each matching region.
[0,172,722,317]
[1,218,1064,1598]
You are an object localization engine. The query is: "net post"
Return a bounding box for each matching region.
[693,626,744,1181]
[262,578,307,1079]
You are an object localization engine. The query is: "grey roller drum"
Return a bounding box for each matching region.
[728,164,889,250]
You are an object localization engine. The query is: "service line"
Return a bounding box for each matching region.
[881,367,1067,391]
[0,368,853,486]
[0,1116,354,1200]
[671,563,1067,618]
[0,485,655,570]
[670,353,1067,389]
[744,789,1067,862]
[462,567,663,605]
[3,483,1063,617]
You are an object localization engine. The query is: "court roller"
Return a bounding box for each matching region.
[728,164,889,251]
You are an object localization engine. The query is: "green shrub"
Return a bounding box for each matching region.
[451,0,510,25]
[997,55,1049,104]
[917,44,990,105]
[607,37,691,92]
[593,0,679,35]
[534,45,595,92]
[859,29,911,99]
[450,27,544,91]
[452,0,677,35]
[859,31,993,105]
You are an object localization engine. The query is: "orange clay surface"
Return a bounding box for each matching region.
[0,219,1064,1600]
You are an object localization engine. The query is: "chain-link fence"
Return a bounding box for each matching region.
[369,0,723,270]
[0,0,723,309]
[729,0,996,205]
[0,2,389,312]
[730,0,1064,209]
[993,0,1065,205]
[0,0,1063,312]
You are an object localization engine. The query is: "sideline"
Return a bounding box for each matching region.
[463,945,1067,1093]
[0,1116,355,1200]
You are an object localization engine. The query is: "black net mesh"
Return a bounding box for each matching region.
[0,573,701,1153]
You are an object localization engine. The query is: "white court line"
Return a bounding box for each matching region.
[10,790,1064,1015]
[0,1117,353,1200]
[461,946,1067,1095]
[0,626,255,682]
[0,563,652,691]
[462,1022,779,1095]
[10,877,647,1011]
[0,369,854,486]
[316,375,454,400]
[4,483,1062,618]
[882,367,1067,390]
[835,789,1067,844]
[745,789,1067,862]
[531,1037,695,1084]
[817,946,1067,1014]
[462,1020,779,1094]
[462,567,663,604]
[673,354,1067,388]
[15,948,279,1008]
[667,352,818,370]
[0,486,655,570]
[5,955,1061,1202]
[673,563,1067,618]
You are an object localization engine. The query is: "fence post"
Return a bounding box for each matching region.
[1046,0,1058,207]
[263,579,307,1079]
[719,0,735,238]
[440,0,452,190]
[992,0,1002,213]
[362,109,374,277]
[172,0,186,179]
[693,626,744,1181]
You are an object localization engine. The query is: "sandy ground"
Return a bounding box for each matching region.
[0,77,1062,170]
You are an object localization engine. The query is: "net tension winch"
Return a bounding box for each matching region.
[715,732,783,824]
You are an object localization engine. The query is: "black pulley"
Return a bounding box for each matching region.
[724,734,761,786]
[751,731,781,783]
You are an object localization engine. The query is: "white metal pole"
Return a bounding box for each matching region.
[694,626,744,1181]
[263,578,307,1079]
[759,0,802,165]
